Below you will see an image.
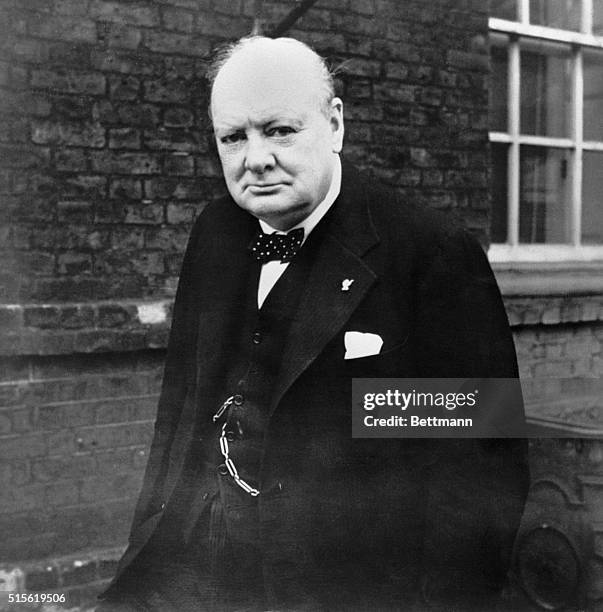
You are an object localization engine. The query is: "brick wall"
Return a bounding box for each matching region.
[509,300,603,609]
[1,0,493,311]
[4,1,601,609]
[0,0,492,576]
[515,323,602,380]
[0,351,162,561]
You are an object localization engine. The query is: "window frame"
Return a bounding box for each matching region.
[488,0,603,263]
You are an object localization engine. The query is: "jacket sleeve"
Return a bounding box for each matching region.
[128,212,207,534]
[413,227,519,379]
[411,227,530,607]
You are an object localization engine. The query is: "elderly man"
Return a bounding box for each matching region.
[99,37,528,611]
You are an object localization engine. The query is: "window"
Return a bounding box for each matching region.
[489,0,603,262]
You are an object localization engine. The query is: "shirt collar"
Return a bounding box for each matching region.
[258,156,342,242]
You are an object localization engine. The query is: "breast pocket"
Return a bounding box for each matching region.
[344,336,410,378]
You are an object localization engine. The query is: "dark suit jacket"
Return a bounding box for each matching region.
[106,163,529,610]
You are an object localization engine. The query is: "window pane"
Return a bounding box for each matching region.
[594,1,603,35]
[582,152,603,244]
[490,45,508,131]
[491,143,509,243]
[530,0,581,30]
[520,146,572,243]
[584,51,603,142]
[491,0,517,20]
[520,44,571,137]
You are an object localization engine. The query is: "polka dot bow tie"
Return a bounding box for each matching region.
[249,227,305,263]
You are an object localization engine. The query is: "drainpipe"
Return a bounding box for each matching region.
[266,0,320,38]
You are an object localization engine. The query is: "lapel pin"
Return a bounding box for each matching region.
[341,279,354,292]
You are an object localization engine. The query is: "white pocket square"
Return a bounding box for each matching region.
[344,331,384,360]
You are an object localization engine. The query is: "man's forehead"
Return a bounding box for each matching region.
[211,40,324,116]
[212,74,321,128]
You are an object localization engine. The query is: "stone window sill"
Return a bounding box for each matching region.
[492,262,603,327]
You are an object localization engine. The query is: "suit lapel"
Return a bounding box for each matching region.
[193,200,258,387]
[271,163,380,412]
[165,163,380,430]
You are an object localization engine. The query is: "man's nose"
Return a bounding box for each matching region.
[244,134,275,174]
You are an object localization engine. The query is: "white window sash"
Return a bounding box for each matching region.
[488,5,603,260]
[489,18,603,49]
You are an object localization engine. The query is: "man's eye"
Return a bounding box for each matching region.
[220,132,246,144]
[266,126,295,137]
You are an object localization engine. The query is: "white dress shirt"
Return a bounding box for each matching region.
[256,157,342,308]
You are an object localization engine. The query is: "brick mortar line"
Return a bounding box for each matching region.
[0,419,155,439]
[0,390,160,402]
[0,502,136,522]
[1,494,143,515]
[43,446,150,460]
[0,374,161,387]
[0,472,146,491]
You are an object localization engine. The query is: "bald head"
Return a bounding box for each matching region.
[208,36,335,118]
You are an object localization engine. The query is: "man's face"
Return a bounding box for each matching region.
[211,46,344,230]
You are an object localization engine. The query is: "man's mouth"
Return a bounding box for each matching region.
[247,183,283,194]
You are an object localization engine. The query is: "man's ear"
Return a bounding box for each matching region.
[329,97,344,153]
